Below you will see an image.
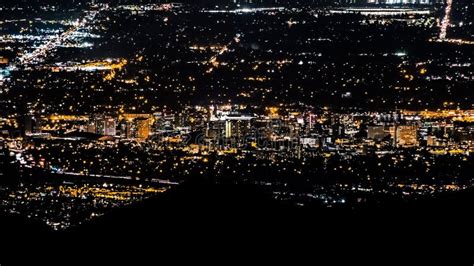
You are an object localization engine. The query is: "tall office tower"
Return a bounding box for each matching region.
[223,113,254,140]
[368,125,387,141]
[135,118,151,140]
[86,120,97,135]
[24,115,38,135]
[119,114,153,140]
[0,140,14,183]
[426,135,440,147]
[396,125,419,147]
[0,140,6,179]
[104,117,116,136]
[95,116,116,136]
[225,120,233,139]
[304,113,318,133]
[0,56,8,65]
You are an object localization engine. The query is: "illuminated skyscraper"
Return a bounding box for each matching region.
[396,125,419,147]
[0,140,14,183]
[368,125,387,140]
[119,114,153,140]
[223,113,254,140]
[135,118,151,140]
[0,140,6,179]
[96,116,116,136]
[88,115,116,136]
[0,56,8,65]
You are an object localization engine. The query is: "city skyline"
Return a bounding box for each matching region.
[0,0,472,260]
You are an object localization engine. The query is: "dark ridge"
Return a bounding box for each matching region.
[0,178,472,262]
[68,180,474,235]
[0,212,51,237]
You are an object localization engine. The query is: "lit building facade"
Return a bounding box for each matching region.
[396,125,419,147]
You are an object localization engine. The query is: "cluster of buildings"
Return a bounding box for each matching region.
[85,113,153,140]
[21,113,154,141]
[0,140,10,180]
[5,106,471,157]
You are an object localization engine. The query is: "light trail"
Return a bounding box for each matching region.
[439,0,453,40]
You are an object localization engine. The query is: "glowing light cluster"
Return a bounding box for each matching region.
[16,10,100,66]
[439,0,453,40]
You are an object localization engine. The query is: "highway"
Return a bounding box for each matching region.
[439,0,453,40]
[15,9,100,66]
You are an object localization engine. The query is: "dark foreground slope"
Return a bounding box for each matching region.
[1,178,472,262]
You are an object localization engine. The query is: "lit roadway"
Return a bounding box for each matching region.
[11,141,179,185]
[206,33,241,74]
[433,0,474,45]
[439,0,453,40]
[15,9,100,67]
